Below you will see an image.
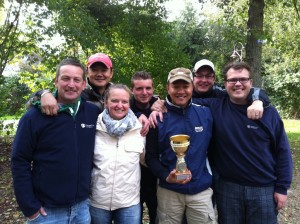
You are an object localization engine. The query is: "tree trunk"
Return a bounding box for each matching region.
[246,0,265,87]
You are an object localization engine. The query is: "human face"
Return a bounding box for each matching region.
[132,79,154,109]
[224,68,253,105]
[105,89,130,120]
[193,66,215,94]
[87,63,113,93]
[55,65,86,104]
[167,80,193,108]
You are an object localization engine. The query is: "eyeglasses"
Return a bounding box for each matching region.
[226,77,251,84]
[193,73,214,80]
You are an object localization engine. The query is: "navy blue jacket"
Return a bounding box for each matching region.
[193,97,293,195]
[11,100,100,217]
[146,96,213,194]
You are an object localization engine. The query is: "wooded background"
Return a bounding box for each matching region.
[0,0,299,118]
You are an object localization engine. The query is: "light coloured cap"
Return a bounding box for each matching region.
[167,68,193,83]
[193,59,214,72]
[87,53,113,68]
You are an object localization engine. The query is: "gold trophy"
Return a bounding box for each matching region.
[170,134,191,181]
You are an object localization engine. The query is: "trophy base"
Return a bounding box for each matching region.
[175,171,191,181]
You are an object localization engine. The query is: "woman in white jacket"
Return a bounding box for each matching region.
[89,84,145,224]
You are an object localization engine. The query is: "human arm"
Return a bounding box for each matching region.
[149,99,166,128]
[145,128,191,184]
[26,90,59,115]
[145,127,169,180]
[269,108,293,206]
[151,99,167,113]
[149,111,163,128]
[274,193,287,210]
[138,114,150,136]
[28,207,47,220]
[11,112,43,217]
[214,85,269,119]
[166,169,192,184]
[246,87,271,119]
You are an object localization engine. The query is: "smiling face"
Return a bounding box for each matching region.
[132,79,154,109]
[87,62,113,94]
[224,68,253,105]
[55,65,86,104]
[105,88,130,120]
[193,66,215,94]
[167,80,193,108]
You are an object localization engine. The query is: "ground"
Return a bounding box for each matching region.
[0,137,299,224]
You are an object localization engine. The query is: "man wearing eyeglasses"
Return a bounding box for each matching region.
[192,59,224,98]
[193,61,293,224]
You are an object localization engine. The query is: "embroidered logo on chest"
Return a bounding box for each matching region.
[195,126,204,132]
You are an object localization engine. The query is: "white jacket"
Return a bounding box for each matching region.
[90,113,145,210]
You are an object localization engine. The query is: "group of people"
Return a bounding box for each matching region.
[11,52,293,224]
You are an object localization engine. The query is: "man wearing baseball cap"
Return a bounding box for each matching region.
[145,68,216,223]
[34,53,114,113]
[83,53,114,111]
[192,59,222,98]
[192,59,269,116]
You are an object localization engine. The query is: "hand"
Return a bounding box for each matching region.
[151,99,167,113]
[28,207,47,220]
[247,100,263,120]
[138,114,149,136]
[41,92,59,116]
[274,192,287,210]
[165,169,192,184]
[149,111,163,128]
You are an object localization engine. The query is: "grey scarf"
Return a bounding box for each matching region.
[102,108,136,137]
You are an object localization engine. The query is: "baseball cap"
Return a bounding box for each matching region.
[87,53,113,68]
[167,68,193,83]
[193,59,214,72]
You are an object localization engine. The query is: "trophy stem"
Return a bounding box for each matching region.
[170,134,191,180]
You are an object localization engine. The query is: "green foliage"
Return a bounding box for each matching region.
[263,65,300,118]
[0,75,30,116]
[1,0,300,118]
[262,1,300,118]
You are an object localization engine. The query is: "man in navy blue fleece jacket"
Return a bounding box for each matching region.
[145,68,216,223]
[193,61,293,224]
[11,58,100,223]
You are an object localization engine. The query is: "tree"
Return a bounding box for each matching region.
[246,0,264,87]
[0,0,23,76]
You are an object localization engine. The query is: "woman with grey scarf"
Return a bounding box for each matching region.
[89,84,145,224]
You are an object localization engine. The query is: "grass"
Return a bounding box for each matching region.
[283,119,300,173]
[284,119,300,142]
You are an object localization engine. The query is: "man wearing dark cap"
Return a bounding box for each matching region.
[145,68,216,224]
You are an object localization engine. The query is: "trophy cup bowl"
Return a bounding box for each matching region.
[170,134,191,180]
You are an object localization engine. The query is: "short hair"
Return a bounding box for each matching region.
[56,58,86,80]
[222,61,252,81]
[104,84,132,102]
[131,71,153,88]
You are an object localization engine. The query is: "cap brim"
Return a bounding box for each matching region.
[88,60,110,68]
[168,77,192,83]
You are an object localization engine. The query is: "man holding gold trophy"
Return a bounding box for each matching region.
[145,68,215,224]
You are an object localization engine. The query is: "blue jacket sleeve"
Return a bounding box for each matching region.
[271,110,293,194]
[248,87,270,107]
[11,111,42,217]
[145,127,170,181]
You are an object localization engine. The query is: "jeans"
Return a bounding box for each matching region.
[216,178,278,224]
[90,203,141,224]
[27,199,90,224]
